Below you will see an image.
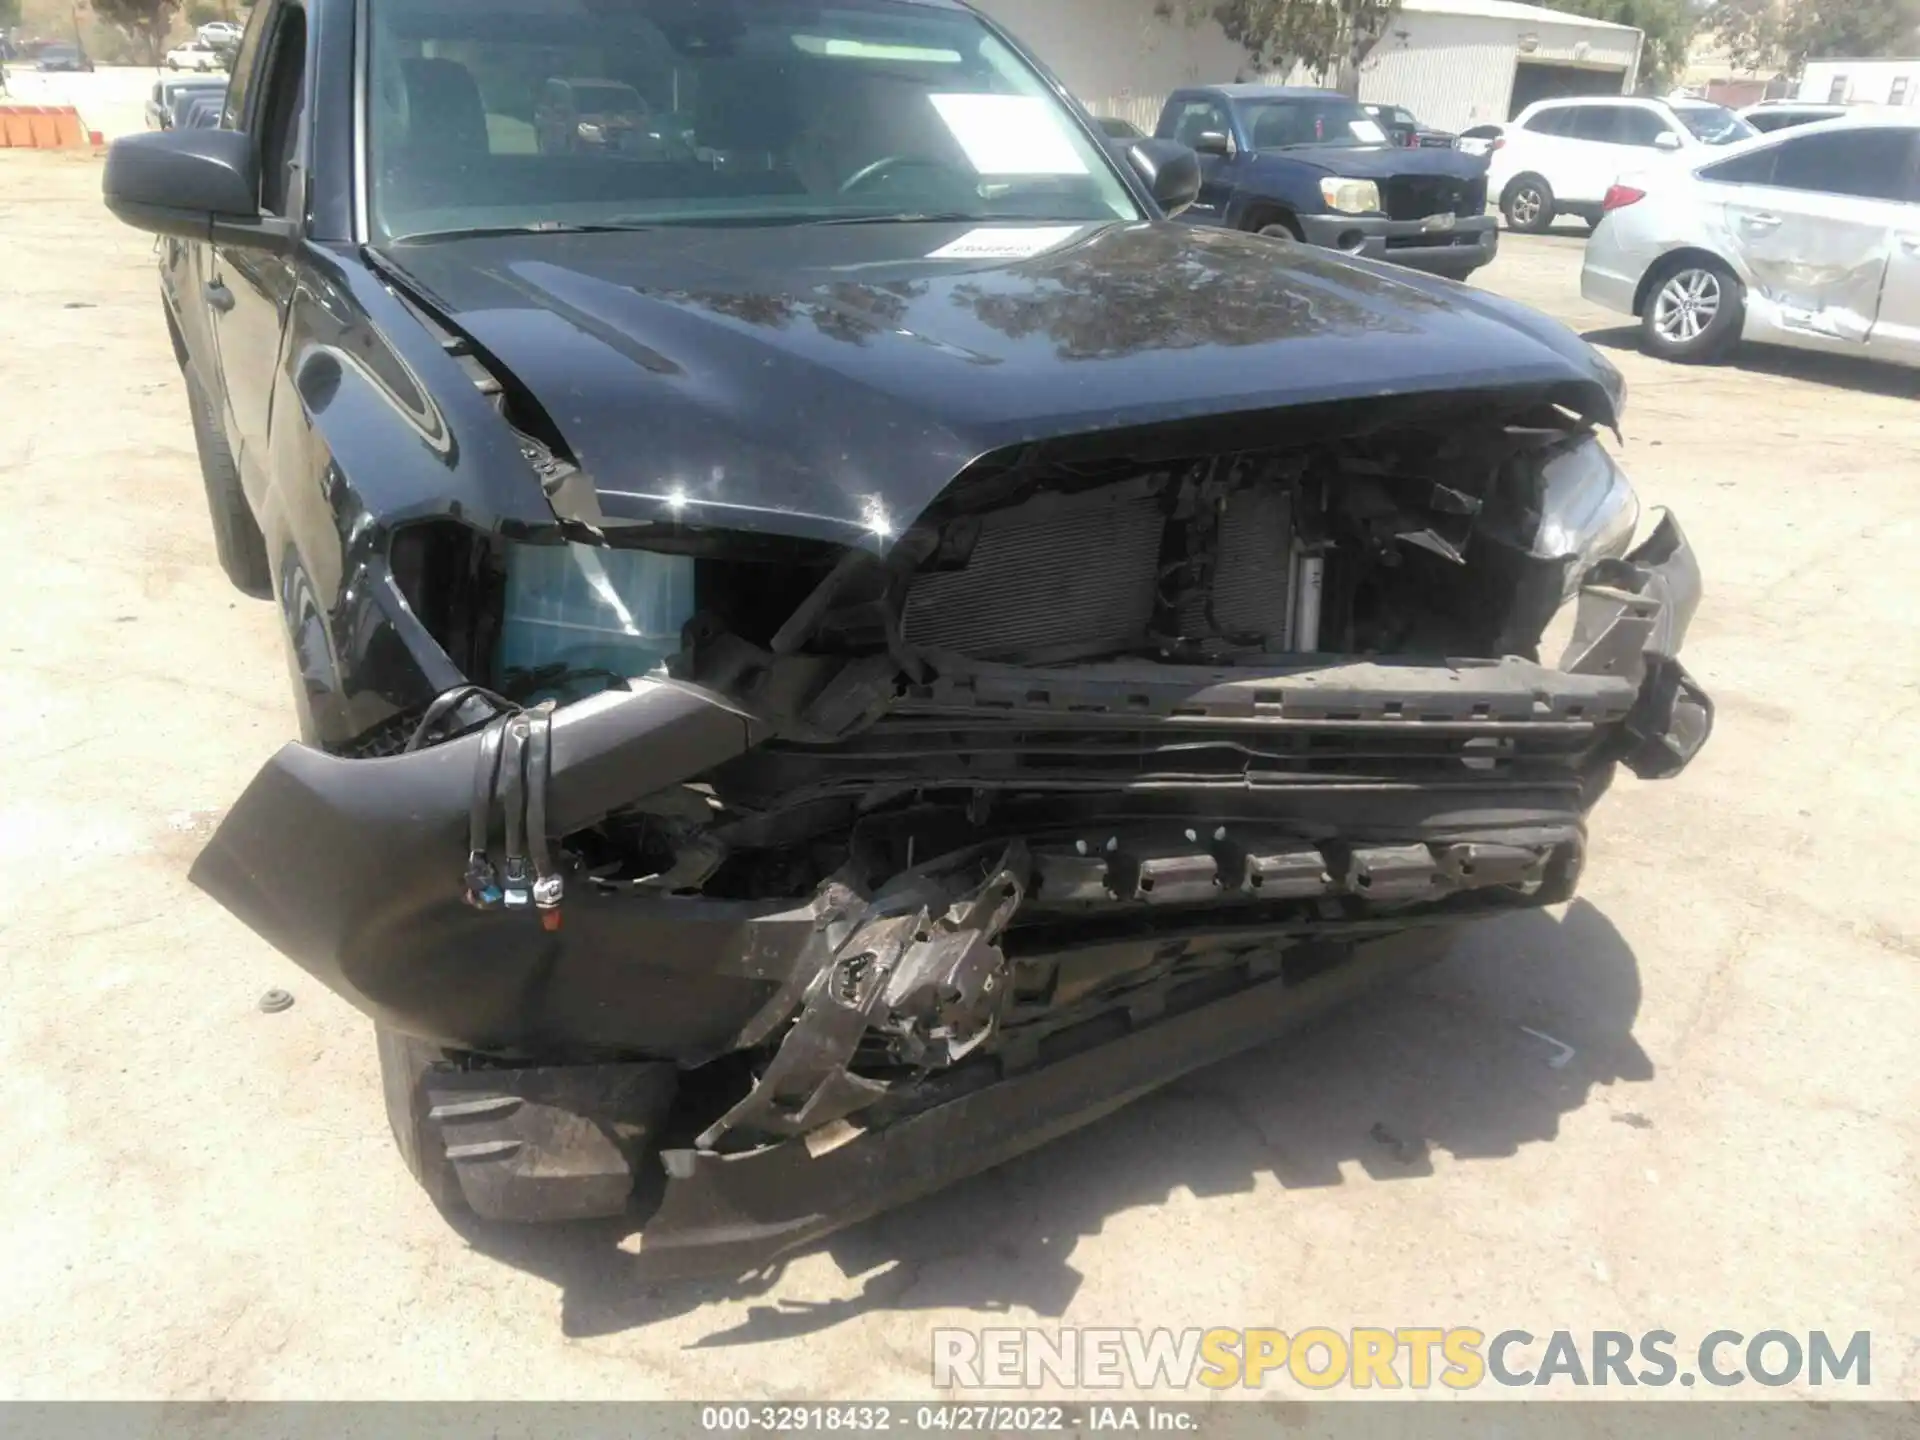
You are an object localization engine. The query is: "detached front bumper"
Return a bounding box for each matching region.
[191,513,1708,1265]
[1298,211,1499,277]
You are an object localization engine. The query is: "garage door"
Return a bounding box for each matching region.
[1509,61,1628,117]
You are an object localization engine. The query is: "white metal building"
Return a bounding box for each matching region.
[1357,0,1644,131]
[1798,58,1920,108]
[971,0,1645,134]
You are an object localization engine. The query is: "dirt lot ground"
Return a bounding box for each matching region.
[1,140,1916,1404]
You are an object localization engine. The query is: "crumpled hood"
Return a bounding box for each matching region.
[376,219,1620,549]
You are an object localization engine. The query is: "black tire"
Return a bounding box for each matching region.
[182,366,271,598]
[376,1025,467,1215]
[1639,255,1743,364]
[1501,175,1555,233]
[1257,221,1302,243]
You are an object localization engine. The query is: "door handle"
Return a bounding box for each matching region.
[205,280,235,313]
[1739,213,1782,230]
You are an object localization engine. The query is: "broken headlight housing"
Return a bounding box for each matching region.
[1531,438,1640,598]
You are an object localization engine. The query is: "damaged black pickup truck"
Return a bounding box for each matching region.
[104,0,1709,1275]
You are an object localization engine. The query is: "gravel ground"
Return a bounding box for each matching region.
[0,139,1915,1405]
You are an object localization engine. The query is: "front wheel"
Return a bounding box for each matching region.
[1258,223,1299,244]
[1641,257,1743,364]
[1501,176,1555,233]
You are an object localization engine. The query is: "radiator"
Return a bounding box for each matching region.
[903,480,1299,661]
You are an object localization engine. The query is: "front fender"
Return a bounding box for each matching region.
[1221,162,1321,231]
[255,247,563,748]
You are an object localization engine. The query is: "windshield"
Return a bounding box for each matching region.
[1674,103,1755,145]
[367,0,1140,243]
[1238,96,1388,150]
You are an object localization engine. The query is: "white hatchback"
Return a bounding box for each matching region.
[1581,116,1920,366]
[1489,96,1755,233]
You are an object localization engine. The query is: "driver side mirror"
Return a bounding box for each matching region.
[102,128,294,254]
[1653,131,1683,151]
[1191,130,1233,158]
[1125,138,1202,217]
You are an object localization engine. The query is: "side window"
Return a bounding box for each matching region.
[1771,128,1917,202]
[1892,78,1911,106]
[1613,108,1674,147]
[1524,107,1569,135]
[1699,146,1779,186]
[1826,76,1848,104]
[221,0,277,128]
[1564,106,1619,142]
[254,3,308,217]
[1171,100,1230,149]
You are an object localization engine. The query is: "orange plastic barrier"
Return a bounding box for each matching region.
[0,105,90,149]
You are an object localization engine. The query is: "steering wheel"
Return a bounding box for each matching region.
[839,154,967,196]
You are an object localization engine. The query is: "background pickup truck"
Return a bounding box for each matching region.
[1157,84,1498,280]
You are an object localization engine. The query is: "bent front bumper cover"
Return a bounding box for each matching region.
[191,512,1708,1254]
[191,511,1708,1060]
[639,926,1457,1279]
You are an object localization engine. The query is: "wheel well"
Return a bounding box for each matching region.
[1242,203,1302,239]
[1633,247,1739,317]
[1500,173,1549,206]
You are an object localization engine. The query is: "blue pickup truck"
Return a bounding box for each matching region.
[1155,85,1498,280]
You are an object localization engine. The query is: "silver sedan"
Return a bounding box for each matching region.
[1581,115,1920,366]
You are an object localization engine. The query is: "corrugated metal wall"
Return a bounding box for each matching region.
[1353,14,1521,129]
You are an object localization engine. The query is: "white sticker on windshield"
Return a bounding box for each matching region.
[1349,118,1388,143]
[929,93,1089,176]
[927,226,1083,260]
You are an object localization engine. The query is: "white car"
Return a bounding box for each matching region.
[1457,123,1504,159]
[196,20,243,46]
[166,40,224,72]
[1581,115,1920,366]
[1738,101,1852,134]
[1490,96,1756,233]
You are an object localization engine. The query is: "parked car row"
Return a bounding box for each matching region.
[146,75,228,131]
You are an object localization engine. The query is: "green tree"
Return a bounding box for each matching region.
[89,0,181,62]
[1714,0,1920,71]
[1162,0,1403,96]
[1549,0,1697,92]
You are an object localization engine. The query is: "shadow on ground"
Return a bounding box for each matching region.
[453,900,1649,1344]
[1583,324,1920,399]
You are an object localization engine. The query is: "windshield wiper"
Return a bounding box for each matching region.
[386,221,660,244]
[804,211,1083,226]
